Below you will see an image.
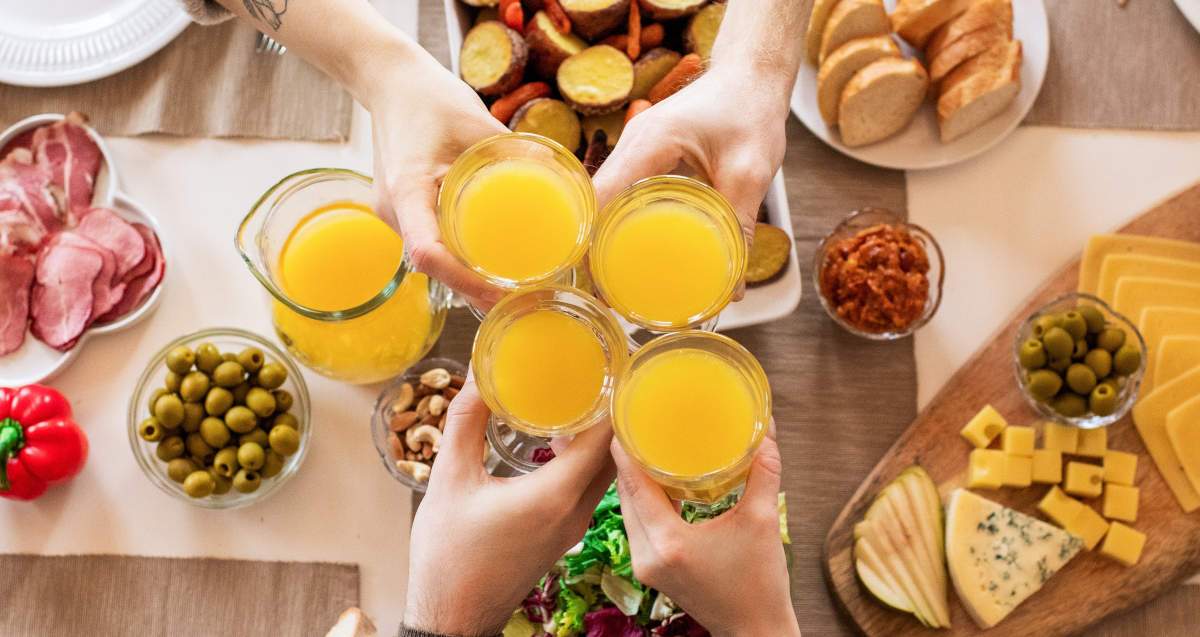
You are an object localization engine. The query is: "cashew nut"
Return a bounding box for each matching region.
[395,460,431,483]
[420,368,452,390]
[390,382,415,415]
[415,394,434,419]
[406,424,442,453]
[428,394,448,417]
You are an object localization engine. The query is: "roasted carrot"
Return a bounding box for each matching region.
[544,0,572,34]
[489,82,551,124]
[648,53,704,103]
[600,23,665,57]
[583,130,611,175]
[624,99,652,124]
[500,0,524,33]
[627,0,642,60]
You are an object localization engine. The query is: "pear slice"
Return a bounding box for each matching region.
[855,538,914,613]
[858,514,937,626]
[878,487,949,628]
[898,469,950,615]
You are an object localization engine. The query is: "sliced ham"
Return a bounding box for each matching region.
[50,232,125,319]
[97,223,164,324]
[75,207,145,280]
[0,254,35,355]
[31,112,101,224]
[30,235,104,351]
[0,149,60,252]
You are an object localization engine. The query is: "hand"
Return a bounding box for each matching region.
[404,375,615,635]
[612,434,800,637]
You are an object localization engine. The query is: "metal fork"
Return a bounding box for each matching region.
[255,32,287,55]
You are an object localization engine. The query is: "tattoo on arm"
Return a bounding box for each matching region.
[243,0,288,30]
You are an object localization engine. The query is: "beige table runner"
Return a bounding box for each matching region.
[0,21,352,141]
[0,554,359,636]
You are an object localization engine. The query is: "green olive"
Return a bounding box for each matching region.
[156,435,185,461]
[200,416,231,449]
[182,402,205,432]
[237,347,265,374]
[245,387,276,418]
[1066,363,1098,395]
[1072,339,1089,360]
[213,361,246,388]
[239,429,269,448]
[180,371,211,402]
[195,342,222,374]
[237,442,266,470]
[205,387,234,417]
[1051,393,1088,418]
[1026,369,1063,401]
[166,457,198,483]
[1018,339,1047,370]
[233,469,262,493]
[164,371,182,393]
[273,390,294,413]
[1113,344,1142,376]
[138,417,164,442]
[154,394,185,428]
[256,362,287,390]
[1098,377,1121,394]
[1032,315,1061,339]
[1061,311,1087,340]
[165,346,196,374]
[1084,348,1113,379]
[186,432,213,459]
[147,387,168,416]
[182,470,215,497]
[1090,383,1120,417]
[1077,305,1106,334]
[213,447,239,478]
[1097,328,1126,353]
[274,412,299,430]
[232,382,251,405]
[1042,327,1074,360]
[262,450,285,478]
[269,425,301,456]
[1048,356,1072,373]
[208,468,232,495]
[225,406,258,434]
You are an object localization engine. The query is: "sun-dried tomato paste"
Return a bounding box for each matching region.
[818,223,930,333]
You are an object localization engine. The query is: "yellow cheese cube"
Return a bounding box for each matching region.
[1038,486,1084,528]
[1002,454,1033,487]
[1043,421,1079,454]
[1002,426,1036,456]
[1103,484,1139,523]
[968,449,1005,489]
[1065,505,1110,550]
[1099,522,1146,566]
[1031,449,1063,484]
[1064,462,1105,498]
[961,405,1008,448]
[1103,450,1139,486]
[1076,427,1107,458]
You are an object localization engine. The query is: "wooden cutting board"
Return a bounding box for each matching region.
[823,182,1200,636]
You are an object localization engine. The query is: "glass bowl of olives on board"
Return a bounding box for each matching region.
[1012,293,1146,430]
[128,327,311,509]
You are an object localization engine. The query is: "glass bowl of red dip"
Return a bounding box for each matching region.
[813,208,945,340]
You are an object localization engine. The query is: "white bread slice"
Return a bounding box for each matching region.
[928,21,1009,81]
[838,57,929,147]
[926,0,1013,60]
[806,0,843,64]
[938,40,1022,142]
[890,0,973,48]
[819,0,890,64]
[818,35,902,125]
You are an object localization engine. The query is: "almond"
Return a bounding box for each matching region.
[389,410,420,433]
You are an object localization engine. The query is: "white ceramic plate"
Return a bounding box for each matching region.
[1176,0,1200,35]
[0,0,191,87]
[0,114,166,386]
[790,0,1050,170]
[443,0,803,330]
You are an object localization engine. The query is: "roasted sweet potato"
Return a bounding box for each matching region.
[473,6,499,24]
[509,98,584,153]
[560,0,632,40]
[557,44,635,115]
[525,10,588,77]
[685,2,724,59]
[582,110,626,146]
[460,21,528,96]
[746,222,791,286]
[629,47,680,99]
[461,0,499,6]
[638,0,708,20]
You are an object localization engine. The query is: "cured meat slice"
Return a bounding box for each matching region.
[31,113,102,223]
[50,232,124,319]
[0,149,59,252]
[97,223,164,324]
[30,235,104,351]
[75,207,145,280]
[0,254,35,355]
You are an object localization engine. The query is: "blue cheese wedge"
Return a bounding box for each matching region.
[945,489,1084,629]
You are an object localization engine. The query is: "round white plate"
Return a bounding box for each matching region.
[1176,0,1200,35]
[0,0,191,87]
[790,0,1050,170]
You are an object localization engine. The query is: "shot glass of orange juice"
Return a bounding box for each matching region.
[590,175,747,332]
[473,285,628,441]
[438,133,596,292]
[612,331,771,505]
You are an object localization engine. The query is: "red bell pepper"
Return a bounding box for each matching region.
[0,385,88,501]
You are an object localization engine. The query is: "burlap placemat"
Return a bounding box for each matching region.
[0,21,352,141]
[1026,0,1200,131]
[0,554,358,636]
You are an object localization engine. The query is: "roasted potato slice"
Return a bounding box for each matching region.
[638,0,708,20]
[629,47,681,100]
[461,0,498,5]
[746,222,791,286]
[561,0,632,40]
[557,45,635,115]
[582,110,626,147]
[685,2,725,59]
[510,98,584,154]
[526,10,588,77]
[460,21,528,96]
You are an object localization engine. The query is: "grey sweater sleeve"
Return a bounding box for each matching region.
[397,627,502,637]
[178,0,234,24]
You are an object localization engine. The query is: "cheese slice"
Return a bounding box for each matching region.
[945,489,1084,629]
[1165,394,1200,496]
[1151,336,1200,392]
[1097,254,1200,304]
[1079,234,1200,296]
[1112,277,1200,326]
[1132,365,1200,512]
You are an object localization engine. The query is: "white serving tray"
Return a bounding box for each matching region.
[0,114,166,386]
[441,0,802,330]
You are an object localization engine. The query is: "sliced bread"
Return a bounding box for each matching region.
[938,40,1022,142]
[926,0,1013,60]
[928,21,1010,81]
[890,0,973,48]
[818,35,901,125]
[838,57,929,147]
[819,0,890,64]
[806,0,843,64]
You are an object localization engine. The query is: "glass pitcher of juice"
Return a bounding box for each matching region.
[236,169,451,384]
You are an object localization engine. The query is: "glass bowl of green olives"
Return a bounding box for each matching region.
[128,327,311,509]
[1012,293,1147,430]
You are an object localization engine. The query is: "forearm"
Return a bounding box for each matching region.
[709,0,806,110]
